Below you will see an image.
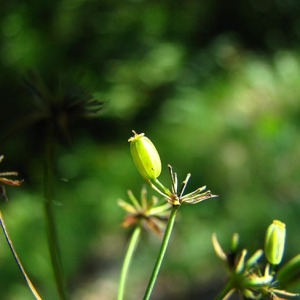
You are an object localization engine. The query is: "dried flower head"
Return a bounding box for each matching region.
[148,164,217,205]
[3,72,104,145]
[118,187,171,235]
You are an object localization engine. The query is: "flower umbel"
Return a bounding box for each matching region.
[128,130,217,300]
[148,164,217,205]
[213,232,299,300]
[118,187,171,300]
[128,131,217,206]
[118,187,171,235]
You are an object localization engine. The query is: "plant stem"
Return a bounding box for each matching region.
[214,278,235,300]
[118,224,142,300]
[153,178,172,197]
[44,124,68,300]
[0,211,42,300]
[143,205,179,300]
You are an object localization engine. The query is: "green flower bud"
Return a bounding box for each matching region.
[264,220,286,265]
[128,130,161,180]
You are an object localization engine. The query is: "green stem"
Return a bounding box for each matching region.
[0,211,42,300]
[143,205,179,300]
[214,278,235,300]
[153,178,172,197]
[44,124,68,300]
[118,225,142,300]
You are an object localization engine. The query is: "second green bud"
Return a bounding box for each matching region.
[264,219,286,265]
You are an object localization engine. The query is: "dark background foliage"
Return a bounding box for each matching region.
[1,0,300,299]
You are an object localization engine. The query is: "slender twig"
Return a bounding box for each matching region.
[168,165,177,194]
[153,178,172,197]
[118,224,142,300]
[43,124,68,300]
[178,173,191,198]
[0,211,42,300]
[143,205,180,300]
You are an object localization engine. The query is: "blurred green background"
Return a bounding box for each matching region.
[1,0,300,299]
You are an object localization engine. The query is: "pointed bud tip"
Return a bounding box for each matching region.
[128,130,145,142]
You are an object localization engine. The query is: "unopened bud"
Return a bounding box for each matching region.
[128,131,161,180]
[264,220,286,265]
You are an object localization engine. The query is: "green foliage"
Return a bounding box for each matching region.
[1,0,300,298]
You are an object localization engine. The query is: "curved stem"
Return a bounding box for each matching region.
[0,211,42,300]
[118,225,142,300]
[153,179,172,197]
[44,124,68,300]
[143,205,179,300]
